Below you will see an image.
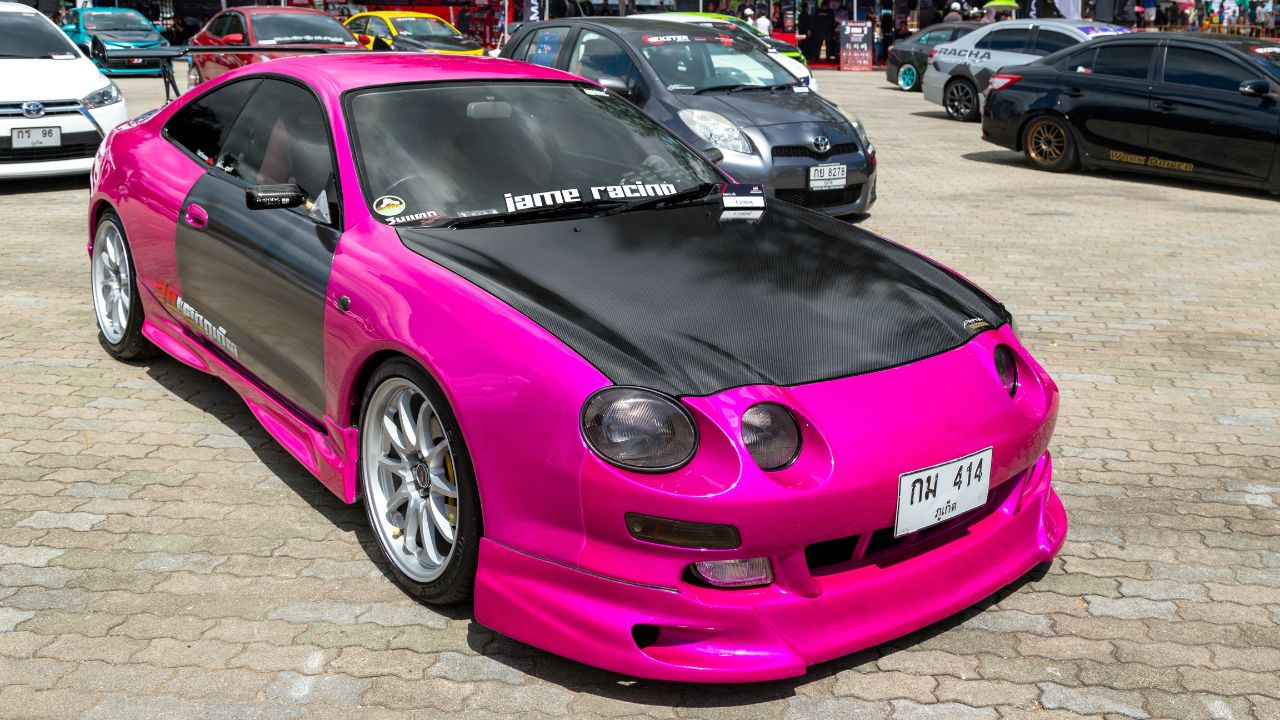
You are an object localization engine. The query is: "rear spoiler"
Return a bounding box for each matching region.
[95,41,364,102]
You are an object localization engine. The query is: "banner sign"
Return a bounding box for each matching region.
[840,21,873,72]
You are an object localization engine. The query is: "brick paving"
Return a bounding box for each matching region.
[0,67,1277,719]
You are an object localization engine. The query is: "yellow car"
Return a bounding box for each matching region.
[343,11,484,55]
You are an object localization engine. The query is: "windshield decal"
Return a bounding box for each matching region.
[581,87,610,96]
[503,183,677,212]
[387,210,443,226]
[374,195,406,217]
[642,33,732,45]
[721,183,765,209]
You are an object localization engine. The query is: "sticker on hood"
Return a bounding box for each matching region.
[503,182,677,211]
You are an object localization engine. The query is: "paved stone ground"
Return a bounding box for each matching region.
[0,67,1277,720]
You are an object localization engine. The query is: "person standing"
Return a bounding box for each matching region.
[813,0,837,62]
[754,5,774,33]
[944,1,963,20]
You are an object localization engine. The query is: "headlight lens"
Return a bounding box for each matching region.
[994,345,1018,398]
[741,403,801,471]
[678,109,752,154]
[582,387,698,472]
[82,83,123,109]
[833,104,871,148]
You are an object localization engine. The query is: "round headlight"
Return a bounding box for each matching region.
[741,403,801,471]
[582,387,697,472]
[994,345,1018,398]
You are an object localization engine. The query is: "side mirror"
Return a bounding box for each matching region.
[704,147,725,164]
[1239,79,1274,98]
[223,32,244,45]
[246,184,306,210]
[596,75,633,99]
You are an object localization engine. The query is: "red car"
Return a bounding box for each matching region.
[187,6,360,87]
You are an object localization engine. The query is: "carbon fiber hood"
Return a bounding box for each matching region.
[395,35,482,53]
[398,202,1008,396]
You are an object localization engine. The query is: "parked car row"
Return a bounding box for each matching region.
[890,17,1280,195]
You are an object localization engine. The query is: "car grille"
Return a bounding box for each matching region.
[0,100,84,118]
[771,142,859,161]
[774,185,864,211]
[0,143,99,164]
[804,470,1023,576]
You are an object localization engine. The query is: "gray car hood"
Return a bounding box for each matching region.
[669,88,847,128]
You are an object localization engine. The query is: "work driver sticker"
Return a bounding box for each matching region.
[373,195,406,217]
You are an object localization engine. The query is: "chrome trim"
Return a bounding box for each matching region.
[0,100,83,117]
[77,106,106,137]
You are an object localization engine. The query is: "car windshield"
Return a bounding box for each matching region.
[0,12,78,58]
[1244,42,1280,70]
[349,81,724,227]
[252,13,354,44]
[637,35,796,92]
[83,11,154,31]
[393,17,459,38]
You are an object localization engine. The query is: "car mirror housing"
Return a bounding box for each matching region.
[1239,79,1273,98]
[223,32,244,44]
[246,184,307,211]
[596,75,632,100]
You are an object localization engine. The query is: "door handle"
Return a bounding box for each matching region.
[183,203,208,229]
[1154,100,1177,112]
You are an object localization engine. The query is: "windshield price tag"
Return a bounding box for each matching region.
[721,183,765,209]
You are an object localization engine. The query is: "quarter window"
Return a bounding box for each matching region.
[214,80,338,222]
[1162,47,1256,92]
[367,17,391,38]
[223,12,245,37]
[346,16,368,35]
[520,27,568,66]
[166,79,261,166]
[1032,30,1077,56]
[975,28,1029,52]
[207,14,229,37]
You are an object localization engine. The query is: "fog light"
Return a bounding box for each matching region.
[994,345,1019,397]
[691,557,773,588]
[626,513,740,549]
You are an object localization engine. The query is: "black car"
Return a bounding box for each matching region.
[983,33,1280,192]
[502,17,877,217]
[886,21,977,91]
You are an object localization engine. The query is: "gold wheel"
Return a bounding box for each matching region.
[1026,120,1068,166]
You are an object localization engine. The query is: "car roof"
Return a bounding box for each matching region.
[353,11,448,21]
[229,5,334,15]
[221,52,584,94]
[79,6,146,11]
[970,18,1121,30]
[532,16,728,37]
[0,2,44,13]
[1090,31,1280,49]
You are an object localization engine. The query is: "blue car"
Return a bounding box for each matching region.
[61,7,168,76]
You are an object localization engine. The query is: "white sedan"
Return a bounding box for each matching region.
[1,2,129,179]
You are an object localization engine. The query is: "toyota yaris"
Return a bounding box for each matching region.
[89,52,1065,682]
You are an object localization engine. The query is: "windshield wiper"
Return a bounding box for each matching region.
[693,83,750,94]
[439,199,627,229]
[731,83,796,93]
[605,182,722,215]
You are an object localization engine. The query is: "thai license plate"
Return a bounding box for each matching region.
[808,163,846,190]
[894,447,992,537]
[13,127,61,149]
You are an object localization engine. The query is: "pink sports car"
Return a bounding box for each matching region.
[88,53,1066,682]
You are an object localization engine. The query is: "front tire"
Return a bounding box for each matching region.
[92,212,156,361]
[897,63,921,91]
[1022,116,1078,173]
[359,359,480,604]
[944,78,979,122]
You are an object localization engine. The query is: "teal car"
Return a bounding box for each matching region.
[61,7,168,76]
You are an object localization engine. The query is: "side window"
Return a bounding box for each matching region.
[346,16,368,36]
[207,14,228,37]
[953,28,974,41]
[521,27,569,66]
[367,17,391,38]
[224,12,245,38]
[1162,47,1256,92]
[915,31,932,44]
[975,29,1029,52]
[215,79,338,223]
[1093,45,1152,80]
[1062,47,1096,74]
[1032,30,1077,57]
[569,30,638,84]
[165,79,261,166]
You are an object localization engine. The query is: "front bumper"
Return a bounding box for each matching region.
[720,128,877,216]
[0,101,127,179]
[477,451,1064,682]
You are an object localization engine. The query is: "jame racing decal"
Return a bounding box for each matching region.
[155,281,239,359]
[503,182,678,212]
[937,47,992,63]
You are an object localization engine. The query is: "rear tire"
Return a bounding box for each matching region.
[92,212,157,361]
[943,78,980,122]
[897,63,921,91]
[1022,116,1078,173]
[359,359,480,605]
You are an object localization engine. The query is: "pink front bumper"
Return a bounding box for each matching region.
[474,452,1066,682]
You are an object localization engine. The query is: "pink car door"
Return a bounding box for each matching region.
[166,77,340,419]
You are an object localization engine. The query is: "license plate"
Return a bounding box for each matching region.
[808,163,846,190]
[894,447,992,537]
[13,127,61,149]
